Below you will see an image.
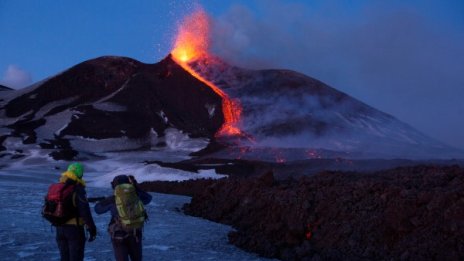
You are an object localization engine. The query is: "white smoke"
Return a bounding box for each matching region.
[1,64,32,89]
[207,1,464,149]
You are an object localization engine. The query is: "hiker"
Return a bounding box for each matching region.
[44,162,97,261]
[94,174,152,261]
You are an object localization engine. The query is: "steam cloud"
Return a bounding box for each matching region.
[1,65,32,89]
[208,1,464,149]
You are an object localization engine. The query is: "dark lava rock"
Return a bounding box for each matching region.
[40,138,78,160]
[183,165,464,260]
[4,56,141,118]
[0,84,13,91]
[140,178,220,197]
[0,136,7,151]
[1,55,224,153]
[144,157,271,178]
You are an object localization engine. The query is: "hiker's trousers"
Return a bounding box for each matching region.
[111,230,143,261]
[56,225,86,261]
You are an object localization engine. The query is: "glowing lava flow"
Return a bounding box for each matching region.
[171,8,242,136]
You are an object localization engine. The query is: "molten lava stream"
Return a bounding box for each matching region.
[172,56,242,136]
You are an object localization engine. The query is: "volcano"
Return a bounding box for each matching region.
[184,56,464,160]
[0,55,226,158]
[0,55,461,160]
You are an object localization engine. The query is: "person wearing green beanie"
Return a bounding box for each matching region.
[67,162,84,179]
[54,162,97,261]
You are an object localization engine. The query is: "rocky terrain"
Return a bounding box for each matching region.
[172,165,464,260]
[0,84,12,91]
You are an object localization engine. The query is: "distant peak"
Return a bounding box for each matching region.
[0,84,13,91]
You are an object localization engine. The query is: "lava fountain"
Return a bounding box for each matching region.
[171,8,242,137]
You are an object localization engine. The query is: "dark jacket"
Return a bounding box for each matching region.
[94,184,152,225]
[55,179,97,261]
[64,179,96,229]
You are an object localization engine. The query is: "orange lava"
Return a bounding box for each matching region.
[171,8,209,63]
[171,8,242,136]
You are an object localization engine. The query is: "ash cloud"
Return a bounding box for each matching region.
[1,65,32,89]
[208,1,464,150]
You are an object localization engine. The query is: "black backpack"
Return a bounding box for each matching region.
[42,183,76,226]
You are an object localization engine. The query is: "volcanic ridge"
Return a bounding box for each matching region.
[0,55,461,162]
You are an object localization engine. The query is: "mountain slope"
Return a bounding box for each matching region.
[0,85,12,91]
[0,55,461,160]
[0,55,224,158]
[188,57,460,159]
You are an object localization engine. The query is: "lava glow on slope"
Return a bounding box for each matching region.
[171,8,242,137]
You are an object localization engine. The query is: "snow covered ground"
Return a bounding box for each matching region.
[0,155,272,261]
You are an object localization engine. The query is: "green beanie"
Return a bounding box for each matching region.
[67,162,84,179]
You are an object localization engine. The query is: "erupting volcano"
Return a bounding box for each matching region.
[0,7,462,161]
[171,8,242,137]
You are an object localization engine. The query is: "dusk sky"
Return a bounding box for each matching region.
[1,0,463,149]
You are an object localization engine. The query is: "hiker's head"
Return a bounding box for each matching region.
[67,162,84,179]
[59,162,86,186]
[111,175,130,189]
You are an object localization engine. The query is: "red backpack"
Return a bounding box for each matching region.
[42,183,77,226]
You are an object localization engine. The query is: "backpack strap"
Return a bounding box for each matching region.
[62,183,80,226]
[72,191,80,226]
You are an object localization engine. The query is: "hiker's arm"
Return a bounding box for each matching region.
[94,196,114,214]
[129,175,152,205]
[75,187,96,229]
[88,196,106,203]
[137,189,152,205]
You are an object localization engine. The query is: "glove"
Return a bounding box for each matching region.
[128,175,138,185]
[87,226,97,242]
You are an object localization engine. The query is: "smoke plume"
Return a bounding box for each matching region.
[207,1,464,149]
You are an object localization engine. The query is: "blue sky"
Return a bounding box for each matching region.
[1,0,463,149]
